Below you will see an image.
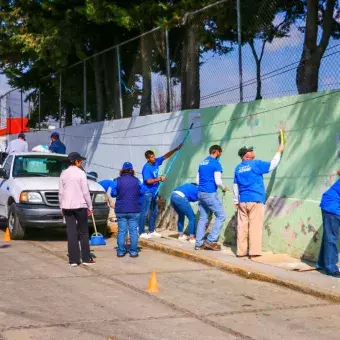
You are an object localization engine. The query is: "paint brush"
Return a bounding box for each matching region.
[280,129,285,145]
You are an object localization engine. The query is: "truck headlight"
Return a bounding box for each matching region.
[94,193,106,204]
[20,191,43,203]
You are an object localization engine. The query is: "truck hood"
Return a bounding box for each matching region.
[16,177,105,192]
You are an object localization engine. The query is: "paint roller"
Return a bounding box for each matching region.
[154,117,199,197]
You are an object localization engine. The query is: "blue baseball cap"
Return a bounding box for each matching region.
[51,132,60,138]
[122,162,133,170]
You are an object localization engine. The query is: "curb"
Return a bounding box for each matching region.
[139,239,340,304]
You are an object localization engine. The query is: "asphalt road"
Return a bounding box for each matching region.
[1,228,340,340]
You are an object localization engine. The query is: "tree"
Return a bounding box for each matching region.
[296,0,340,94]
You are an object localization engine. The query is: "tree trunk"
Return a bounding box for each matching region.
[103,50,119,119]
[255,60,262,100]
[140,34,152,116]
[181,19,200,110]
[65,104,73,126]
[93,54,104,121]
[296,0,335,94]
[296,49,321,94]
[249,39,265,101]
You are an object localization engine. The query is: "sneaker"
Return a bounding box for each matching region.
[130,253,139,258]
[204,242,221,251]
[117,253,126,258]
[178,234,188,242]
[327,271,340,278]
[82,258,96,266]
[194,244,205,250]
[140,233,151,239]
[188,237,196,244]
[69,263,78,267]
[149,231,162,238]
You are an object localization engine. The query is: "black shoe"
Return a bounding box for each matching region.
[117,253,126,258]
[130,253,139,258]
[327,271,340,278]
[82,258,96,266]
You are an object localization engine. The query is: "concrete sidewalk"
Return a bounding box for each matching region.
[134,230,340,302]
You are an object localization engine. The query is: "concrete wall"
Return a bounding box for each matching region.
[22,90,340,261]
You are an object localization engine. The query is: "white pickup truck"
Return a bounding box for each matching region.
[0,152,109,239]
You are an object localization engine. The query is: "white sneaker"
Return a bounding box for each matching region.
[69,263,78,267]
[149,231,162,238]
[178,235,188,242]
[140,233,151,239]
[188,237,196,244]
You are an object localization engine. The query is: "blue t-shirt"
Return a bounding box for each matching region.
[198,156,223,193]
[320,179,340,215]
[174,183,198,202]
[234,160,271,203]
[49,140,66,154]
[98,179,114,192]
[142,156,164,195]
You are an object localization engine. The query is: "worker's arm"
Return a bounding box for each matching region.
[214,172,229,192]
[162,143,183,160]
[145,176,165,185]
[268,144,285,172]
[58,175,64,207]
[80,172,93,211]
[233,173,239,208]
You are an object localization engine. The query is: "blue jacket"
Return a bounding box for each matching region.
[111,174,143,214]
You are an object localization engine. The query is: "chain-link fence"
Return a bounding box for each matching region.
[1,0,340,130]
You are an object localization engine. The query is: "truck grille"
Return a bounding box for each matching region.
[44,192,59,206]
[43,191,95,206]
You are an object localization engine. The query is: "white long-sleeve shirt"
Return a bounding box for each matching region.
[6,139,28,154]
[233,153,282,204]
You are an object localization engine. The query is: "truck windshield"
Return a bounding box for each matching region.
[13,155,68,178]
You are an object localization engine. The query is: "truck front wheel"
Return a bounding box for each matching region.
[8,203,25,240]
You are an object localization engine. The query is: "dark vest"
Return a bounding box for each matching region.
[114,174,141,214]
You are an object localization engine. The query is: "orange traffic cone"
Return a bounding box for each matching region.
[3,228,11,242]
[146,270,159,293]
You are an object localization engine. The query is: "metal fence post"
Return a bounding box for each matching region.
[59,73,62,127]
[83,60,87,123]
[237,0,243,103]
[116,47,124,119]
[165,28,172,113]
[38,87,41,130]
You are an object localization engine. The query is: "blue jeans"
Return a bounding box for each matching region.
[139,191,158,234]
[196,192,226,247]
[318,209,340,274]
[170,193,196,236]
[116,213,140,256]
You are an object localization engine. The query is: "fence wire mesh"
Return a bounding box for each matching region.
[1,0,340,130]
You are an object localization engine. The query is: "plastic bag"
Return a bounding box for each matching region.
[32,145,51,153]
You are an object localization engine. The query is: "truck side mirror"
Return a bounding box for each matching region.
[0,168,8,179]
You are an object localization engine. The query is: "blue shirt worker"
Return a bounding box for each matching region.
[195,145,229,251]
[233,143,284,258]
[317,172,340,277]
[170,183,198,243]
[110,162,143,258]
[139,144,183,239]
[49,132,66,154]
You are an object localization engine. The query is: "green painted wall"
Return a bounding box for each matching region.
[159,90,340,261]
